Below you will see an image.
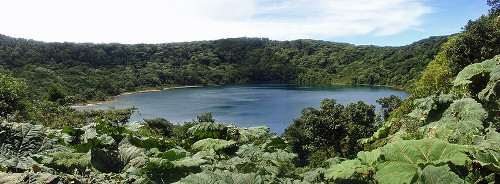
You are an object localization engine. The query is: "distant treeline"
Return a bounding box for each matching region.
[0,34,447,102]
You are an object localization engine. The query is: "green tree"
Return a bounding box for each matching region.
[144,118,175,137]
[283,99,376,166]
[46,84,67,105]
[0,75,27,118]
[197,112,215,123]
[488,0,500,10]
[376,95,402,120]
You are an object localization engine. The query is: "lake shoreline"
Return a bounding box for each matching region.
[70,82,408,109]
[70,85,203,108]
[333,83,406,91]
[70,83,410,134]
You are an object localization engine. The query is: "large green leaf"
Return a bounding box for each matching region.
[192,138,236,152]
[143,149,202,183]
[175,170,264,184]
[0,122,68,170]
[161,149,187,161]
[234,144,297,176]
[325,159,366,180]
[41,151,91,173]
[408,94,453,122]
[97,134,115,145]
[419,165,464,184]
[374,138,471,184]
[237,126,272,143]
[454,55,499,102]
[325,149,380,181]
[261,149,297,166]
[172,157,207,168]
[301,168,325,183]
[188,122,227,139]
[357,148,381,166]
[474,150,500,172]
[472,128,500,151]
[0,172,25,184]
[478,64,500,101]
[454,56,497,87]
[91,148,123,173]
[80,122,98,144]
[118,142,145,167]
[0,172,71,184]
[443,98,488,123]
[376,162,418,184]
[425,98,487,143]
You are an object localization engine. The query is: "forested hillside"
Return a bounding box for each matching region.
[0,1,499,184]
[0,34,447,102]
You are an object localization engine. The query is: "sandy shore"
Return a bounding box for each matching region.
[70,85,202,108]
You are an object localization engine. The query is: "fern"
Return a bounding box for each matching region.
[188,122,227,139]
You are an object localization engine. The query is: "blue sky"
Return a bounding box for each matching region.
[335,0,491,45]
[0,0,492,46]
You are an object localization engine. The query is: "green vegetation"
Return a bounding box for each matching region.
[0,33,447,103]
[0,2,499,184]
[366,8,500,143]
[283,99,377,166]
[0,75,27,119]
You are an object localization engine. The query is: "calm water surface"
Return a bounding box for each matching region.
[75,83,409,134]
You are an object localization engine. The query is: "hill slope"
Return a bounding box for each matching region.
[0,34,447,102]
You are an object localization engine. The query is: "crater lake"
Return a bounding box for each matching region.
[74,83,409,134]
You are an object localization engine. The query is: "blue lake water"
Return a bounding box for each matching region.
[74,83,409,134]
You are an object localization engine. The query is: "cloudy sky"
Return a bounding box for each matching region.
[0,0,490,46]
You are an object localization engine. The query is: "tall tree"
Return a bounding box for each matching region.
[0,75,27,118]
[283,99,376,166]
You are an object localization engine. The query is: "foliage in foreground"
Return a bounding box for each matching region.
[0,55,499,184]
[0,117,302,183]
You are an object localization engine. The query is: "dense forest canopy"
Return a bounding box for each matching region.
[0,2,499,184]
[0,34,447,102]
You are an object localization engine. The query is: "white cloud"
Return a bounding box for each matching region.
[0,0,432,43]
